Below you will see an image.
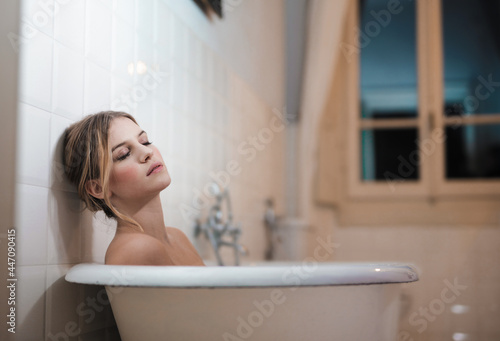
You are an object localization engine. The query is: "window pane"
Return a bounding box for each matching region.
[361,128,419,181]
[442,0,500,116]
[359,0,417,119]
[446,124,500,179]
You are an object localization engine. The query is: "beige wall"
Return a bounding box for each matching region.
[167,0,284,109]
[333,224,500,340]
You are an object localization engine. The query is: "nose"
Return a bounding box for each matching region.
[140,144,153,162]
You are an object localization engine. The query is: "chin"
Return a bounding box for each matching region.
[159,173,172,189]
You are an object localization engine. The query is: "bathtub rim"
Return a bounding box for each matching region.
[65,262,418,288]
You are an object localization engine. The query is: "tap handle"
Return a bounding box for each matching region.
[208,182,221,198]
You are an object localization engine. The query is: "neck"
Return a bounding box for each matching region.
[114,194,168,242]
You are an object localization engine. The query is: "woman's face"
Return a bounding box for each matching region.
[107,117,171,203]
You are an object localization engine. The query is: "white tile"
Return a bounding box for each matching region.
[110,76,135,113]
[52,42,84,119]
[151,58,173,106]
[184,29,195,73]
[111,16,135,81]
[205,47,215,90]
[154,0,173,54]
[50,113,77,193]
[178,71,189,113]
[171,16,188,68]
[165,108,177,159]
[18,31,53,111]
[16,103,51,187]
[191,123,202,166]
[84,61,111,114]
[15,184,49,266]
[113,0,135,25]
[134,34,156,112]
[190,81,202,122]
[85,0,112,69]
[20,0,54,38]
[54,0,85,52]
[169,67,184,110]
[226,71,236,107]
[135,96,154,134]
[81,211,115,264]
[45,265,82,340]
[184,76,195,115]
[17,266,47,340]
[154,42,172,81]
[178,111,189,160]
[98,0,113,11]
[47,190,82,264]
[136,0,154,39]
[199,126,209,168]
[152,100,170,152]
[193,39,204,80]
[205,92,215,128]
[135,33,154,77]
[214,57,227,96]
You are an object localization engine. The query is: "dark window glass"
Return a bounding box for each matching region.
[359,0,417,119]
[362,128,419,181]
[446,123,500,179]
[443,0,500,116]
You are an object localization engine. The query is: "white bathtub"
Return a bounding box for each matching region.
[65,262,418,341]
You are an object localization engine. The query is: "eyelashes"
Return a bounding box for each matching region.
[116,152,130,161]
[115,141,153,161]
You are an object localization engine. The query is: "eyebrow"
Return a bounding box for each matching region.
[111,130,146,152]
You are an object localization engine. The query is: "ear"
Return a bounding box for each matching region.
[86,179,105,199]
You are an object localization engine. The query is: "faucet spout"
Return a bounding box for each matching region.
[193,183,246,266]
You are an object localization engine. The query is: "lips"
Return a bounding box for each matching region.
[147,162,163,176]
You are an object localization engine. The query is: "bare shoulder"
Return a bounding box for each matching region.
[166,226,192,241]
[165,227,205,266]
[105,233,171,265]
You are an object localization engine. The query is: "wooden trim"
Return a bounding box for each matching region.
[339,198,500,226]
[347,0,428,198]
[443,113,500,126]
[338,0,500,226]
[346,0,361,197]
[359,118,419,129]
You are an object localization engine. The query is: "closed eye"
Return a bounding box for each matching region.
[116,151,131,161]
[115,141,152,161]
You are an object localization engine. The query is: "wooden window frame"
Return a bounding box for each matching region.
[339,0,500,226]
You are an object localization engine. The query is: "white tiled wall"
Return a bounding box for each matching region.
[15,0,285,339]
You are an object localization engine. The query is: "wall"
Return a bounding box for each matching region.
[14,0,285,339]
[333,224,500,341]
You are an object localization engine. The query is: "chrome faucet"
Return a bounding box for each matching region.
[194,183,247,266]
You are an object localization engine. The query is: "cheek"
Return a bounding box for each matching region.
[110,165,139,187]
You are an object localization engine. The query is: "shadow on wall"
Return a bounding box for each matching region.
[18,279,118,340]
[16,131,119,339]
[49,131,87,264]
[49,130,117,265]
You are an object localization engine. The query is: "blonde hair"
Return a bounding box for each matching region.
[63,111,143,231]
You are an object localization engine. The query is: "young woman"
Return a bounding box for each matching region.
[63,111,204,266]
